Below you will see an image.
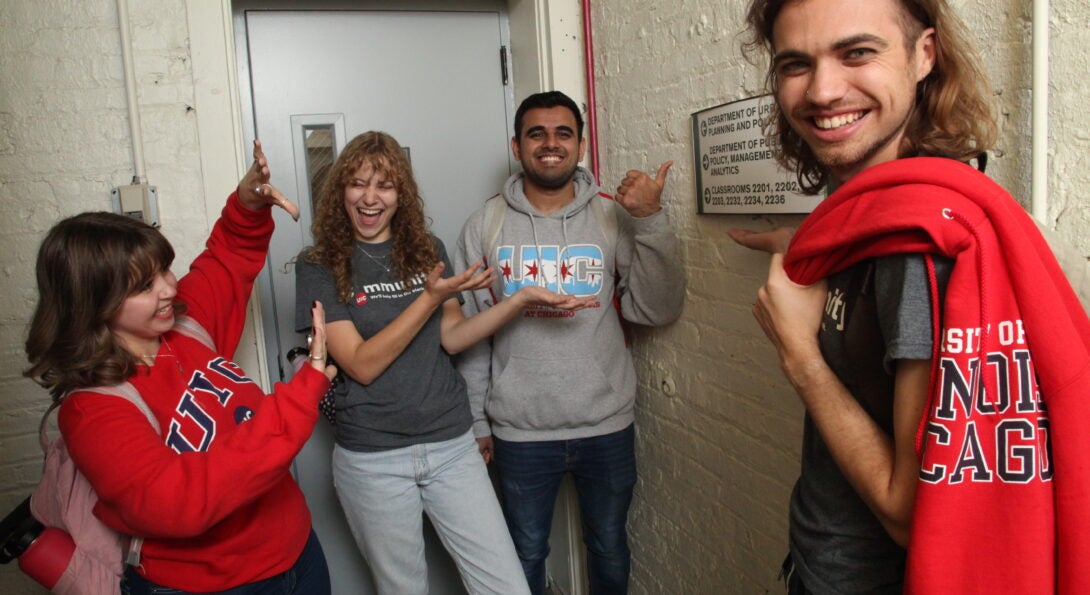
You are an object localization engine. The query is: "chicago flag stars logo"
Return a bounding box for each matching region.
[497,243,605,297]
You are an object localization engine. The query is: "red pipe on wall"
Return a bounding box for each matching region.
[582,0,601,183]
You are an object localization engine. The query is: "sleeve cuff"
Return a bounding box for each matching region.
[628,208,668,234]
[226,190,275,228]
[472,419,492,438]
[291,364,332,400]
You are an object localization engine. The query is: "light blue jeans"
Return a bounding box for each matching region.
[332,429,529,595]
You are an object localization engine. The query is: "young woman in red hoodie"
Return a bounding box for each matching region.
[24,141,337,594]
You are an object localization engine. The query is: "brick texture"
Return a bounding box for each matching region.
[589,0,1088,592]
[2,1,1087,593]
[0,1,208,591]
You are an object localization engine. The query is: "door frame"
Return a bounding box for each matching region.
[183,2,590,593]
[184,0,588,389]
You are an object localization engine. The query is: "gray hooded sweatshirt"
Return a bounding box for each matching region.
[455,167,684,441]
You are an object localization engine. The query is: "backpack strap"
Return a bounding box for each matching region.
[78,383,156,567]
[37,382,157,453]
[482,195,506,268]
[40,381,159,568]
[39,316,209,448]
[77,383,159,433]
[589,193,619,256]
[38,403,59,454]
[172,315,216,351]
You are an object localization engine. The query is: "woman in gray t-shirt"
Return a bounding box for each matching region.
[295,131,586,595]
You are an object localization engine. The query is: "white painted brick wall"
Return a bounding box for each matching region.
[591,0,1088,593]
[0,1,207,591]
[1,1,1086,593]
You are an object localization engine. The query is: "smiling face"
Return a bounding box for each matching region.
[511,106,587,196]
[771,0,935,183]
[343,162,398,244]
[110,269,178,357]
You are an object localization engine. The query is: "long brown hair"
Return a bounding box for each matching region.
[744,0,998,194]
[306,131,438,301]
[24,212,180,402]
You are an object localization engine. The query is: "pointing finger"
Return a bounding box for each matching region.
[276,195,300,221]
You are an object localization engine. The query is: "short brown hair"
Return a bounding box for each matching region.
[24,212,179,401]
[744,0,998,194]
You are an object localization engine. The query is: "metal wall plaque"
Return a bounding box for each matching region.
[692,94,819,214]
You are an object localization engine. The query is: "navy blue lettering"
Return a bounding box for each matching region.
[950,422,992,484]
[977,353,1010,414]
[936,357,977,420]
[165,392,216,453]
[209,357,252,384]
[996,419,1035,483]
[189,370,232,406]
[919,421,951,484]
[1012,350,1040,413]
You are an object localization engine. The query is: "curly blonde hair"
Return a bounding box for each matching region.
[744,0,998,194]
[306,131,438,301]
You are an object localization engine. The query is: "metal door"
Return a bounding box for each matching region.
[241,8,513,593]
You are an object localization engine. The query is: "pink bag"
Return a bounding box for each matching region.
[29,383,158,595]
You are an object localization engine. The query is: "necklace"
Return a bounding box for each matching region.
[137,336,185,374]
[356,243,391,273]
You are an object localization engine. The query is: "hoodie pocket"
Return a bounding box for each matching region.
[487,351,623,431]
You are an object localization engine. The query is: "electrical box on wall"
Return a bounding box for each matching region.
[112,183,160,227]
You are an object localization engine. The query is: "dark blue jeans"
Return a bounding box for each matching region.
[121,529,330,595]
[493,424,636,595]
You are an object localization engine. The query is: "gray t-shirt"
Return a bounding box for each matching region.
[789,254,951,595]
[295,237,472,452]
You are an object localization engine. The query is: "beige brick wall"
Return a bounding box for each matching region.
[590,0,1089,593]
[1,1,1086,593]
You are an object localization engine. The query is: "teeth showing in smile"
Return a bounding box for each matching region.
[539,155,563,164]
[358,208,381,216]
[814,111,864,130]
[157,305,172,316]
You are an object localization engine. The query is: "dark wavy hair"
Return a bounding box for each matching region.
[514,91,584,139]
[24,212,181,402]
[744,0,998,194]
[305,131,438,301]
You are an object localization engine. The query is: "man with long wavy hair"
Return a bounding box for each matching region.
[731,0,1089,593]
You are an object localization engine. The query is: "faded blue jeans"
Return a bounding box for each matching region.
[332,429,528,595]
[493,424,637,595]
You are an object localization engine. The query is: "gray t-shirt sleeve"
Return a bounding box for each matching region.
[875,254,952,373]
[294,254,347,333]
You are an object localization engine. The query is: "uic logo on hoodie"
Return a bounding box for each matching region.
[497,244,605,297]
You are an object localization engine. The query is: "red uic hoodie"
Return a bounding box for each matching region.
[784,157,1090,594]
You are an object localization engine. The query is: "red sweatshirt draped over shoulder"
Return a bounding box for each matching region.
[784,157,1090,593]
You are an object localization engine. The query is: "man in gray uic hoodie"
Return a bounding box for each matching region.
[455,91,685,594]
